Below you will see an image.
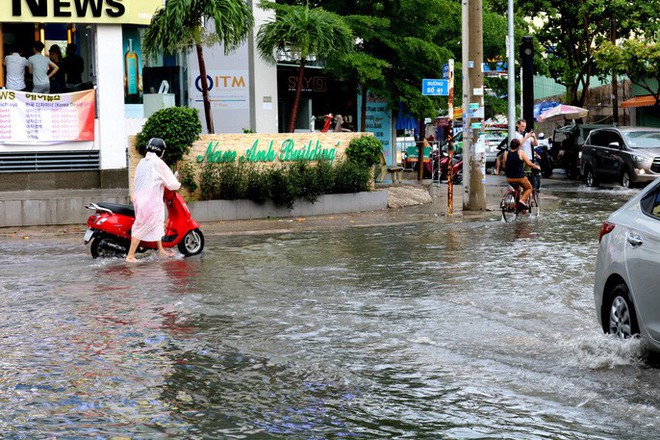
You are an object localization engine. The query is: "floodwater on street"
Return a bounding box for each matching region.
[2,182,660,439]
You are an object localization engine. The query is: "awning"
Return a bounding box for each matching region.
[620,95,659,108]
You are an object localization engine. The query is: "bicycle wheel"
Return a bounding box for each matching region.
[501,192,517,222]
[529,191,540,217]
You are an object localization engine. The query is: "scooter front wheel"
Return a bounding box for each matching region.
[178,228,204,256]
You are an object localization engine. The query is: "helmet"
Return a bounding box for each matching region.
[146,137,166,158]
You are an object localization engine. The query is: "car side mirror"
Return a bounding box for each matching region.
[608,142,620,148]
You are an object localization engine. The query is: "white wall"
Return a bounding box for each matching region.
[186,5,279,134]
[250,3,278,133]
[96,25,127,169]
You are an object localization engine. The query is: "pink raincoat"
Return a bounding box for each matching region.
[131,152,181,242]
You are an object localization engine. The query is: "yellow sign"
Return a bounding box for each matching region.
[2,0,162,25]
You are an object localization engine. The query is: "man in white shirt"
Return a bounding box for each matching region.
[4,47,29,91]
[28,41,58,93]
[513,118,538,166]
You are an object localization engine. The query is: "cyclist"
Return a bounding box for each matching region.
[503,138,541,210]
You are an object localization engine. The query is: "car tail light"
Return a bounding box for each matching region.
[599,221,615,242]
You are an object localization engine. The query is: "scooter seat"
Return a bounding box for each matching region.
[95,202,135,217]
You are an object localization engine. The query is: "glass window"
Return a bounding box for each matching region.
[621,130,660,149]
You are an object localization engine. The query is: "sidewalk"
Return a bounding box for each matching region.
[0,174,557,240]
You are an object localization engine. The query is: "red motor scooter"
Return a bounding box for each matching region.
[83,188,204,258]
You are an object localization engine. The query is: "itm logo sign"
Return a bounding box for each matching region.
[11,0,126,18]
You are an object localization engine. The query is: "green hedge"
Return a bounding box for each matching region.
[181,158,373,209]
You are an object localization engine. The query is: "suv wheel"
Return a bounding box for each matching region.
[585,167,599,187]
[620,170,631,188]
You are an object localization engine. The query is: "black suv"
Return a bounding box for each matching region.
[580,127,660,188]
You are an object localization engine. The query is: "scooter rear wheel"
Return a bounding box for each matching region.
[90,236,127,258]
[178,228,204,256]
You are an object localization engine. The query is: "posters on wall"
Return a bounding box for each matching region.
[357,92,393,166]
[0,89,95,144]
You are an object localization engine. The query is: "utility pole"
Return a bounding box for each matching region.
[462,0,470,209]
[466,0,486,210]
[507,0,516,143]
[610,18,619,125]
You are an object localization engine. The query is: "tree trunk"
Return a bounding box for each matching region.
[196,43,214,134]
[360,84,367,132]
[287,59,306,133]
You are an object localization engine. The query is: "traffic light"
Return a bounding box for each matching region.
[520,36,534,129]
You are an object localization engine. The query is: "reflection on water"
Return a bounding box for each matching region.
[2,185,660,438]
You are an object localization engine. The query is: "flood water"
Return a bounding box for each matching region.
[2,182,660,438]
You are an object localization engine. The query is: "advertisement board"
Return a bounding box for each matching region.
[0,89,95,144]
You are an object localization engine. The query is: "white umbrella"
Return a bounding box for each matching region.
[536,104,589,123]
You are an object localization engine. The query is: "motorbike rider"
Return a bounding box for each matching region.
[503,138,541,210]
[126,138,181,263]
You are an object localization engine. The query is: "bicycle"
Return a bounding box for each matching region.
[500,182,540,222]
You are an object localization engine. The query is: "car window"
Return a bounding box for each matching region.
[601,131,623,148]
[641,183,660,219]
[588,131,607,147]
[621,131,660,149]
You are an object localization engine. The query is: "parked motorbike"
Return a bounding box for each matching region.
[83,188,204,258]
[433,148,463,184]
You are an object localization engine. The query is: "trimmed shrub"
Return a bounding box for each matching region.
[177,160,198,194]
[333,159,372,193]
[136,107,202,166]
[346,135,383,168]
[266,166,297,209]
[245,165,270,205]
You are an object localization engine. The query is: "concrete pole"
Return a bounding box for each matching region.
[507,0,515,142]
[467,0,486,210]
[462,0,470,209]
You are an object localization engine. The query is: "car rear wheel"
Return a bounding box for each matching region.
[605,283,639,338]
[585,167,599,187]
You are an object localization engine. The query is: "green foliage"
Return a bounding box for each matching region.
[332,159,372,194]
[266,166,297,209]
[143,0,254,57]
[196,159,371,208]
[136,107,202,165]
[178,160,198,194]
[245,165,271,204]
[596,39,660,102]
[346,135,383,168]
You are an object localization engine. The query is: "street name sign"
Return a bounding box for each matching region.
[422,79,449,96]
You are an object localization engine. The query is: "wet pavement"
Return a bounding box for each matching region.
[2,176,660,438]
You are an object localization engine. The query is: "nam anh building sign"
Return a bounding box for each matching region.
[4,0,162,25]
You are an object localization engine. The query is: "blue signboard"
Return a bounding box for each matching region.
[357,91,393,166]
[422,79,449,96]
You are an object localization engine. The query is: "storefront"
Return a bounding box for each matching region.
[0,0,163,191]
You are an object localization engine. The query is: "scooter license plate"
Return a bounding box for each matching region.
[83,229,94,243]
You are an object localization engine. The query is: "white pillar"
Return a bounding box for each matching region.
[95,25,127,170]
[249,3,279,133]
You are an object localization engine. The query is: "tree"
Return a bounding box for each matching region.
[596,39,660,106]
[143,0,254,134]
[505,0,658,107]
[278,0,509,123]
[257,1,354,133]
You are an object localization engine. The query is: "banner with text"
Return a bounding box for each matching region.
[2,0,162,25]
[0,90,96,144]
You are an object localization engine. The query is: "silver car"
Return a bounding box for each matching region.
[595,177,660,351]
